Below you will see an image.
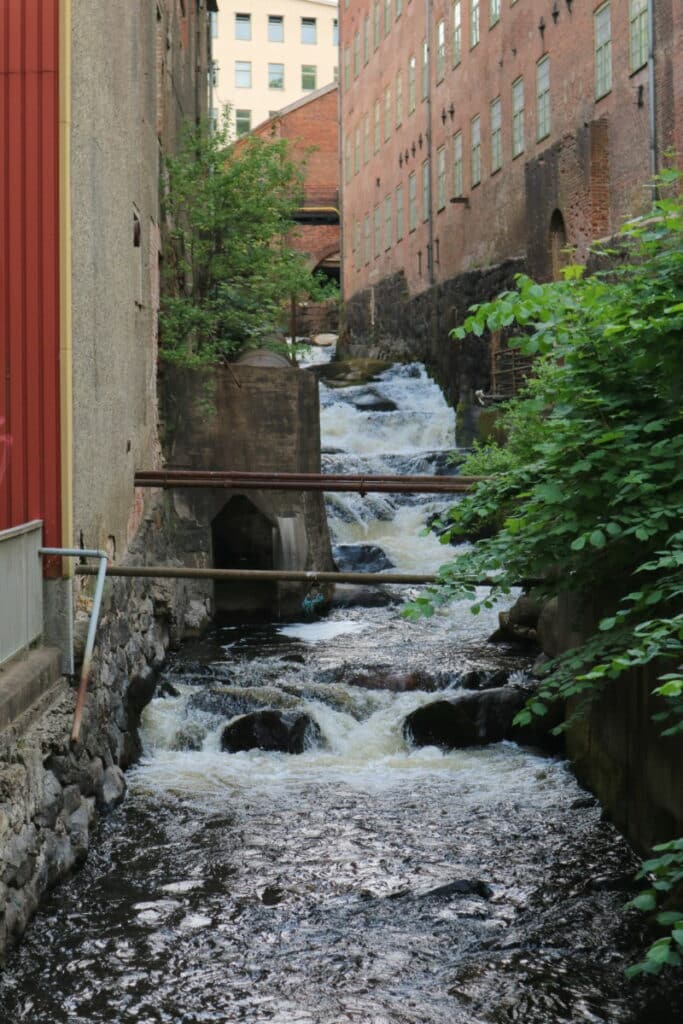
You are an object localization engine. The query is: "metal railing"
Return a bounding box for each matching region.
[0,520,43,668]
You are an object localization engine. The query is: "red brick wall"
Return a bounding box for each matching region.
[341,0,682,302]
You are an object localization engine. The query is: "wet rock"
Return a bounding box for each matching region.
[333,543,395,574]
[488,609,538,647]
[508,593,543,630]
[348,669,433,692]
[261,885,285,905]
[421,879,494,901]
[570,795,598,811]
[98,766,126,812]
[459,668,509,691]
[403,688,531,748]
[127,663,158,716]
[537,596,561,657]
[158,680,180,698]
[351,390,398,413]
[314,358,392,388]
[330,584,401,609]
[220,710,322,755]
[171,723,207,752]
[183,599,212,639]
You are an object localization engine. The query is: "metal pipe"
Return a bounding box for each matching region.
[647,0,658,194]
[134,470,484,493]
[40,547,109,746]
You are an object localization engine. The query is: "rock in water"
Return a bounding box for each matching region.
[333,543,395,574]
[220,710,321,754]
[403,688,529,748]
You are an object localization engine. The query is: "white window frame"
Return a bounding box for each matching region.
[471,115,481,186]
[490,97,501,172]
[512,76,524,157]
[595,3,612,100]
[536,56,551,141]
[630,0,648,72]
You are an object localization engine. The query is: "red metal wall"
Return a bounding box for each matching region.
[0,0,62,556]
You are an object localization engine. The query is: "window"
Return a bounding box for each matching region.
[453,131,463,197]
[235,13,251,40]
[384,86,391,141]
[595,3,612,99]
[630,0,648,72]
[354,222,361,270]
[384,0,392,36]
[396,184,404,240]
[421,39,428,99]
[210,12,218,38]
[268,63,284,89]
[235,109,251,136]
[235,61,252,88]
[436,20,446,82]
[422,159,431,221]
[471,115,481,185]
[512,76,524,157]
[396,72,403,126]
[364,214,371,264]
[374,205,381,257]
[374,100,381,152]
[363,115,370,163]
[344,47,350,89]
[490,0,500,26]
[268,15,284,43]
[333,66,339,83]
[353,31,360,77]
[333,18,339,46]
[384,195,392,250]
[302,65,317,90]
[354,126,360,173]
[490,96,501,171]
[536,56,550,140]
[470,0,480,48]
[345,136,351,184]
[210,61,219,87]
[452,1,462,66]
[301,17,317,44]
[436,145,446,210]
[408,55,416,113]
[373,1,381,49]
[408,171,417,231]
[396,0,403,17]
[363,15,370,63]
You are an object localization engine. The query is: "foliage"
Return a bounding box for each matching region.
[625,839,683,976]
[160,115,337,366]
[405,168,683,968]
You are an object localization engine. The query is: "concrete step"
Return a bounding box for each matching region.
[0,647,63,732]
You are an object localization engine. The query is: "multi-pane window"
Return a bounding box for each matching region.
[471,115,481,186]
[436,20,446,82]
[490,0,500,26]
[384,0,391,36]
[333,18,339,46]
[363,115,370,163]
[396,72,403,126]
[235,109,251,136]
[470,0,480,48]
[364,214,371,264]
[374,99,381,152]
[421,40,429,99]
[344,47,350,89]
[374,205,381,257]
[373,1,381,49]
[490,97,501,172]
[452,2,462,66]
[268,15,283,42]
[301,17,317,44]
[268,63,284,89]
[384,194,392,250]
[345,135,351,184]
[595,3,612,99]
[235,13,251,40]
[353,32,360,77]
[235,60,252,87]
[210,11,218,38]
[384,86,392,140]
[630,0,648,71]
[436,146,446,210]
[408,55,416,113]
[354,222,361,271]
[302,65,317,90]
[363,14,370,63]
[422,159,431,221]
[512,77,524,157]
[396,184,404,240]
[536,56,550,140]
[453,131,463,197]
[408,171,417,231]
[354,126,360,173]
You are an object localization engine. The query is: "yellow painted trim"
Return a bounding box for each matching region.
[59,0,73,577]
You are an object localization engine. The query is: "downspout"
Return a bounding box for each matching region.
[425,0,435,285]
[59,0,74,578]
[647,0,658,196]
[336,23,345,320]
[40,547,108,747]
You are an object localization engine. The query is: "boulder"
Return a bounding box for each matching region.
[352,390,398,413]
[333,543,395,574]
[170,722,206,752]
[420,879,493,901]
[312,333,338,347]
[220,710,321,754]
[348,669,433,692]
[403,689,529,749]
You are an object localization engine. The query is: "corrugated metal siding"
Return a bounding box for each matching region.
[0,0,61,568]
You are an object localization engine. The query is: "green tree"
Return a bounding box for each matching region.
[406,169,683,971]
[160,116,334,365]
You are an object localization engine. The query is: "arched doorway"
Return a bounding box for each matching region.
[549,209,569,280]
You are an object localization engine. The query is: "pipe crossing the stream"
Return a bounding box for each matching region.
[134,470,484,494]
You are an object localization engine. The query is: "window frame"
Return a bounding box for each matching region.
[234,12,251,41]
[234,60,252,88]
[268,15,284,43]
[268,62,285,90]
[470,0,480,49]
[536,55,551,141]
[490,96,502,172]
[452,1,462,67]
[301,16,317,45]
[629,0,648,73]
[594,2,612,100]
[471,114,481,186]
[453,130,463,198]
[302,64,317,91]
[512,76,524,157]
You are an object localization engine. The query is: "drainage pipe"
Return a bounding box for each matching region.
[40,547,109,746]
[647,0,658,193]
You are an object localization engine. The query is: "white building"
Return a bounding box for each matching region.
[212,0,339,136]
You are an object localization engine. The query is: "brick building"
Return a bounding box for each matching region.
[339,0,682,404]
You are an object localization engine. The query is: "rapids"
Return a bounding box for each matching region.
[1,360,682,1022]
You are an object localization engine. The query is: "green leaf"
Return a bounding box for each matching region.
[590,530,606,549]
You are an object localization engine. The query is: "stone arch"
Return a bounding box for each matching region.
[549,209,569,281]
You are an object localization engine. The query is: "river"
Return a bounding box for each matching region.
[1,359,681,1023]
